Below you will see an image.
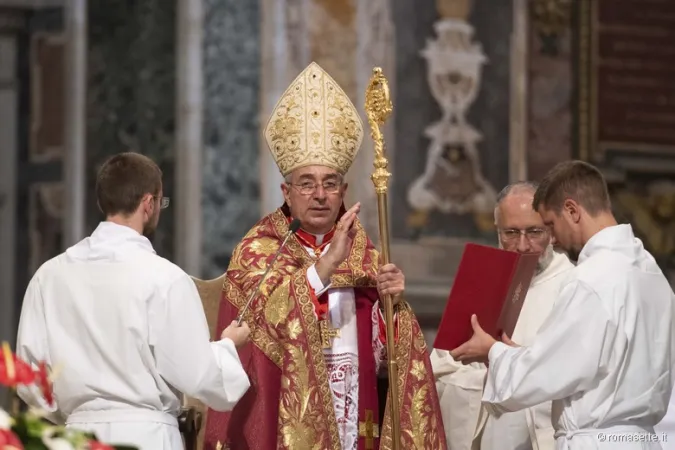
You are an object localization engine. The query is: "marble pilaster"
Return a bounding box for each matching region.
[0,34,18,346]
[526,13,573,181]
[259,0,308,216]
[175,0,203,275]
[308,0,357,98]
[62,0,87,247]
[509,0,529,182]
[348,0,396,240]
[201,0,261,278]
[87,0,177,258]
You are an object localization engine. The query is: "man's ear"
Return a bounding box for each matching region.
[563,199,581,223]
[141,194,154,218]
[280,183,291,207]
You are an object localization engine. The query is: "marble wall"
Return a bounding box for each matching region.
[87,0,176,259]
[201,0,261,278]
[87,0,262,277]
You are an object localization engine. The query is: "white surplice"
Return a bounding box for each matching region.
[483,224,675,450]
[655,393,675,450]
[431,250,574,450]
[15,222,250,450]
[304,233,386,450]
[656,272,675,450]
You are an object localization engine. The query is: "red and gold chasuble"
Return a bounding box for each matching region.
[203,206,447,450]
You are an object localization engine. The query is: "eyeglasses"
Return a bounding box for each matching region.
[289,181,342,196]
[154,196,170,209]
[498,227,548,242]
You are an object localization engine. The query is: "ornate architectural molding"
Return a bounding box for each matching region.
[406,0,497,235]
[530,0,572,40]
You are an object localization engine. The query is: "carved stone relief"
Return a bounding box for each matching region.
[405,0,497,239]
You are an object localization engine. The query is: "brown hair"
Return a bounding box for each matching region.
[532,160,611,215]
[95,152,163,216]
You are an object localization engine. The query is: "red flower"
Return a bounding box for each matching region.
[35,362,54,407]
[0,428,23,449]
[89,441,115,450]
[0,343,35,387]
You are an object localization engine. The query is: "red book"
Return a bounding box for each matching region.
[433,243,540,351]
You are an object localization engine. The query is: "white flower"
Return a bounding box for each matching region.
[43,438,77,450]
[42,426,77,450]
[0,407,12,429]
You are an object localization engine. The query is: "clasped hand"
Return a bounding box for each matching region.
[377,263,404,306]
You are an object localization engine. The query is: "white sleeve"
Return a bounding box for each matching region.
[15,275,61,422]
[149,274,250,412]
[431,349,487,450]
[307,264,331,296]
[482,280,619,413]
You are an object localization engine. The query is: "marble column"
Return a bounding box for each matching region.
[201,0,261,277]
[175,0,203,275]
[63,0,87,247]
[509,0,529,182]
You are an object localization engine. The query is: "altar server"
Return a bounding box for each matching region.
[16,152,251,450]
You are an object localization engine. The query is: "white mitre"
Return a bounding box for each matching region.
[263,62,364,177]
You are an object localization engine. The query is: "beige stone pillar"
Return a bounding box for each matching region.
[351,0,396,239]
[259,0,310,215]
[175,0,203,275]
[509,0,529,183]
[63,0,87,247]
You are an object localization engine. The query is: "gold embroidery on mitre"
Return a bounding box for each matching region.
[264,61,364,176]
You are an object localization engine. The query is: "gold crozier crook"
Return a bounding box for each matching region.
[364,67,401,450]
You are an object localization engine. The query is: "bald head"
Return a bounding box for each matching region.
[494,181,538,224]
[494,181,553,273]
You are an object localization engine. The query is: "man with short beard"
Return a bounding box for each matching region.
[15,152,251,449]
[431,181,573,450]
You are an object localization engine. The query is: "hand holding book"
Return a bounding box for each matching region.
[433,243,539,356]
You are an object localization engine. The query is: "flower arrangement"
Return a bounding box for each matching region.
[0,342,137,450]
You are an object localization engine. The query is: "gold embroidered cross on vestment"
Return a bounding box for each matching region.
[359,409,380,449]
[319,319,340,348]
